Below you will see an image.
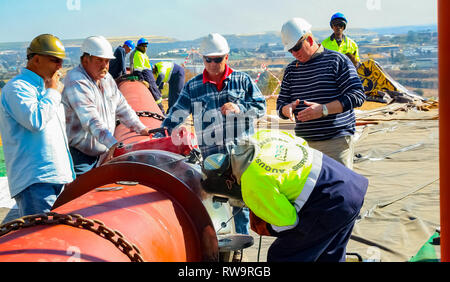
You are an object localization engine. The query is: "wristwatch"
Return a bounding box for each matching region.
[322,104,329,117]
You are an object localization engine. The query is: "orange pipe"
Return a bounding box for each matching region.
[0,80,218,262]
[114,80,163,145]
[439,0,449,262]
[0,182,202,262]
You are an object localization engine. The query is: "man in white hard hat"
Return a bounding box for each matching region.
[277,18,365,169]
[159,33,266,260]
[62,36,150,176]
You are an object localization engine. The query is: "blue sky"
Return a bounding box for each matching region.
[0,0,437,43]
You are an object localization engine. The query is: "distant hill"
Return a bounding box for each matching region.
[367,24,437,35]
[0,24,437,56]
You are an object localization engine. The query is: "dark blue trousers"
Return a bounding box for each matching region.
[167,64,185,111]
[267,154,368,262]
[69,147,99,177]
[134,69,165,114]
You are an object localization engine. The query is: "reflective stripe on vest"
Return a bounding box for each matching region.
[270,149,323,233]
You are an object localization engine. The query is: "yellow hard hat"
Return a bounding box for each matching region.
[27,34,66,59]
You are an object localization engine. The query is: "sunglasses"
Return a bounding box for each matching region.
[333,22,346,28]
[41,55,63,64]
[289,37,306,53]
[203,56,225,63]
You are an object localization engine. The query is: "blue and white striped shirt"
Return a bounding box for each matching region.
[277,48,365,141]
[162,69,266,157]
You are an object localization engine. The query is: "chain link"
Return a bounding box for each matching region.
[0,212,144,262]
[135,111,165,121]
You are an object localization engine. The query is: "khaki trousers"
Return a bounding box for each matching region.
[307,136,354,170]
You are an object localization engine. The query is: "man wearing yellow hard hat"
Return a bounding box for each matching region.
[0,34,75,219]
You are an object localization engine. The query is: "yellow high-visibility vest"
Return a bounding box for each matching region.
[130,49,152,72]
[322,35,360,62]
[240,129,323,231]
[154,61,174,83]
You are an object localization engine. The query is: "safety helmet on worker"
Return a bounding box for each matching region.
[199,33,230,56]
[330,12,347,28]
[81,36,115,59]
[281,18,312,52]
[123,40,135,49]
[27,34,66,60]
[137,38,149,46]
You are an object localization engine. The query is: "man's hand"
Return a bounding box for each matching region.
[297,101,324,122]
[97,142,121,166]
[250,211,271,236]
[281,99,300,121]
[45,71,63,92]
[221,102,240,115]
[139,127,151,136]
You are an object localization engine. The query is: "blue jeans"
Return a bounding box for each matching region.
[69,147,99,176]
[14,183,64,217]
[233,206,250,235]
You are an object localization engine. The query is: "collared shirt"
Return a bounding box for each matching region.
[62,65,146,156]
[0,68,75,197]
[162,66,266,157]
[202,64,234,91]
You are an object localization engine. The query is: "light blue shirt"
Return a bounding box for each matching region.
[0,68,75,198]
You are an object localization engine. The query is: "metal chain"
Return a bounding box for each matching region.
[135,111,165,121]
[0,212,144,262]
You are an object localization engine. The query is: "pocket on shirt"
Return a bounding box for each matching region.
[227,89,245,103]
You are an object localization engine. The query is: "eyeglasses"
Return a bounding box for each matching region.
[288,37,306,53]
[203,56,225,63]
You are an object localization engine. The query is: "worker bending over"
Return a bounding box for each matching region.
[152,61,185,111]
[202,129,368,262]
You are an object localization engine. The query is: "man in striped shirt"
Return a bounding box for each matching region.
[277,18,365,169]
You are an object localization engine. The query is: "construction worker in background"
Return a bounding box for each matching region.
[0,34,75,218]
[109,40,135,79]
[202,129,368,262]
[159,33,266,261]
[322,12,360,67]
[278,17,365,169]
[62,36,150,176]
[152,61,185,111]
[130,38,165,113]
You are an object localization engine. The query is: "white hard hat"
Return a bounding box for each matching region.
[281,18,312,52]
[199,33,230,56]
[81,36,115,59]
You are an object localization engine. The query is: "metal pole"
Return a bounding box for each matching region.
[439,0,449,262]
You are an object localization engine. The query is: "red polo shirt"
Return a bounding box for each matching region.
[202,64,234,91]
